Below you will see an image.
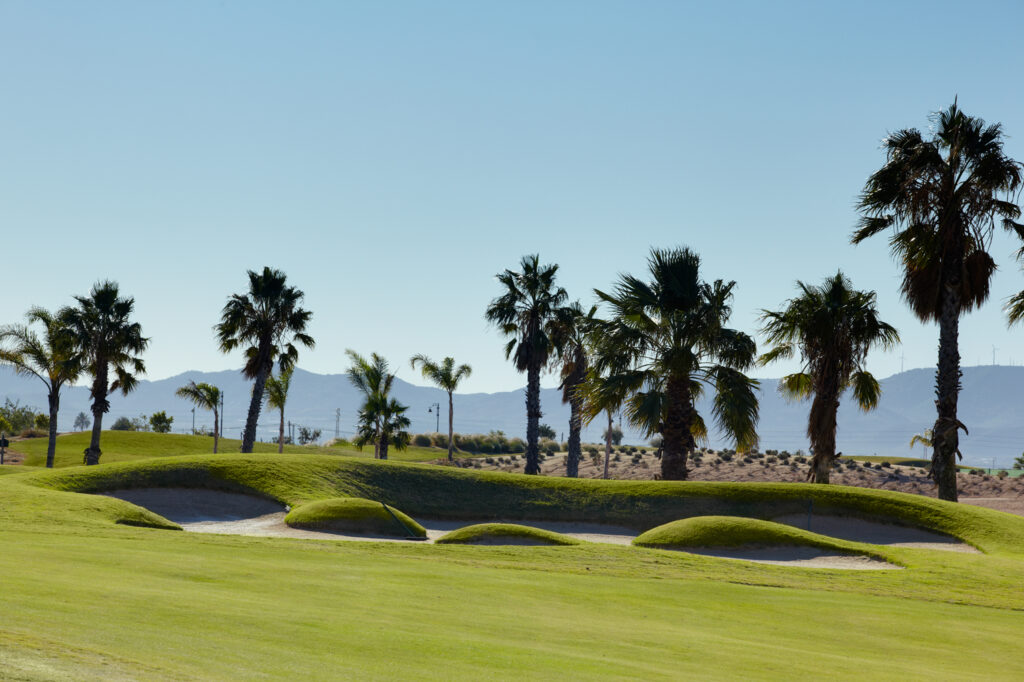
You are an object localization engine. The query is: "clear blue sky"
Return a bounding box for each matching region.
[2,0,1024,393]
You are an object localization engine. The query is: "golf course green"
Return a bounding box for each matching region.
[1,436,1023,679]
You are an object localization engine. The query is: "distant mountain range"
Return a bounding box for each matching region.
[3,365,1023,468]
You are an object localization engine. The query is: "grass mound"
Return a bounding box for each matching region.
[634,515,861,553]
[436,523,579,546]
[285,497,426,538]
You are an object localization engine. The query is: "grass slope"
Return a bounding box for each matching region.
[436,523,580,545]
[285,497,426,537]
[14,430,449,467]
[1,454,1024,678]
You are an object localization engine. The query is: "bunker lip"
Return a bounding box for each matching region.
[770,513,979,553]
[680,546,901,570]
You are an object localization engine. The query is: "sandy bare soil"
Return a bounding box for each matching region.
[682,547,899,570]
[452,451,1024,516]
[98,487,966,569]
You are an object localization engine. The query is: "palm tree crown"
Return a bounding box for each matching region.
[587,247,759,480]
[485,254,568,475]
[552,302,596,478]
[347,350,409,459]
[410,354,471,462]
[175,381,222,453]
[0,307,83,467]
[215,267,313,453]
[264,367,294,453]
[760,272,899,483]
[853,102,1023,501]
[59,281,148,465]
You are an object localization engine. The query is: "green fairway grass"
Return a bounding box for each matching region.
[13,430,452,467]
[436,522,580,545]
[1,454,1023,679]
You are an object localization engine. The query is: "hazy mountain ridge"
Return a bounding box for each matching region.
[2,365,1022,467]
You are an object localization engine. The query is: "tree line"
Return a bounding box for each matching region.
[1,102,1021,503]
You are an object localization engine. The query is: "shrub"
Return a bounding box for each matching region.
[33,414,50,430]
[538,424,557,440]
[720,452,733,462]
[149,411,173,434]
[997,470,1009,479]
[880,461,891,468]
[412,433,432,447]
[111,416,135,431]
[18,427,46,438]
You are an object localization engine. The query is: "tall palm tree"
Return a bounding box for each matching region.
[760,272,900,483]
[215,267,314,453]
[552,303,596,478]
[347,350,392,459]
[485,254,568,475]
[587,247,759,480]
[59,281,148,465]
[409,354,472,462]
[175,381,222,453]
[264,367,294,453]
[854,101,1023,501]
[0,307,83,468]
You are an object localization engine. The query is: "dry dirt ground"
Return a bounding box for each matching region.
[446,450,1024,515]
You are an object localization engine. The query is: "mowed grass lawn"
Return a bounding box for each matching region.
[13,430,454,466]
[0,450,1023,679]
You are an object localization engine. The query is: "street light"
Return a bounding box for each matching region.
[191,407,195,435]
[427,403,440,432]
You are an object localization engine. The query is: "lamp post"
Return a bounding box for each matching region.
[427,402,440,432]
[191,408,195,435]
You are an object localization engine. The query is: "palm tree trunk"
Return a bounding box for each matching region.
[242,354,271,454]
[524,359,542,475]
[807,374,839,484]
[278,407,285,453]
[932,287,962,502]
[46,388,60,469]
[213,408,219,454]
[447,391,454,462]
[661,372,695,480]
[85,366,108,465]
[566,386,582,478]
[379,433,389,460]
[603,410,612,479]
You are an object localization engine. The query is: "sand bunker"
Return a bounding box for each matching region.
[98,489,638,544]
[683,546,899,570]
[771,513,978,553]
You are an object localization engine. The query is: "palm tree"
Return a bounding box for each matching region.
[853,101,1023,501]
[485,254,568,475]
[354,395,411,460]
[175,381,222,453]
[587,247,759,480]
[264,367,293,453]
[909,428,933,459]
[552,303,596,478]
[59,281,148,465]
[215,267,314,453]
[409,354,472,462]
[347,350,392,458]
[0,308,83,468]
[760,272,900,484]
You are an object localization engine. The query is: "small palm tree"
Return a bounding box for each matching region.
[854,101,1023,501]
[354,395,411,460]
[760,272,900,483]
[587,247,759,480]
[552,303,596,478]
[485,254,568,475]
[409,354,472,462]
[175,381,222,453]
[0,307,83,468]
[909,428,933,459]
[264,367,294,453]
[347,350,405,459]
[216,267,314,453]
[59,282,148,465]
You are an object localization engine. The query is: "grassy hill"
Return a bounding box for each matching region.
[12,430,455,467]
[1,453,1023,678]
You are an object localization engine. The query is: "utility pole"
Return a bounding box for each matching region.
[335,408,341,440]
[220,392,225,438]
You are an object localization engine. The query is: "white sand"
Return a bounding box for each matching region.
[770,513,979,553]
[99,488,951,568]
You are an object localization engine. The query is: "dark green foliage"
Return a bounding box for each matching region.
[148,411,173,434]
[110,416,135,431]
[538,424,556,440]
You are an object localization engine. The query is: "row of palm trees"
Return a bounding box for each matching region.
[485,101,1023,502]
